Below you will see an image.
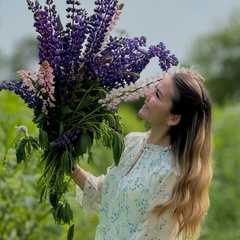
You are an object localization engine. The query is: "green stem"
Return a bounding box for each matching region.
[67,106,103,127]
[3,133,21,165]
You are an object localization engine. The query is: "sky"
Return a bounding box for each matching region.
[0,0,240,78]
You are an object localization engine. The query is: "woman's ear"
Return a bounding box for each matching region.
[167,115,181,126]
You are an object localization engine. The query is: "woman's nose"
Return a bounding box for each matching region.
[144,92,150,99]
[145,89,153,99]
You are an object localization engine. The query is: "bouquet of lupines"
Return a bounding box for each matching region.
[0,0,178,238]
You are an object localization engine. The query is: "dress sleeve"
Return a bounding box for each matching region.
[76,172,105,215]
[75,163,117,215]
[129,171,179,240]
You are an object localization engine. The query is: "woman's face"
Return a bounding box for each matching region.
[138,75,175,127]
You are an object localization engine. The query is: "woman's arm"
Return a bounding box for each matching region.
[70,164,88,190]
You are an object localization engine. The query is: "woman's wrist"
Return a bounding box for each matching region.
[70,164,81,178]
[70,164,88,190]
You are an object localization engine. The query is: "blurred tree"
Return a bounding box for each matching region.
[0,49,8,80]
[0,37,38,81]
[188,9,240,105]
[8,37,38,80]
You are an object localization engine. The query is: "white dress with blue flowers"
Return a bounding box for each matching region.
[76,132,180,240]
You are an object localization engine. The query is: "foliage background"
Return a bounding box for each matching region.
[1,5,240,240]
[1,92,240,240]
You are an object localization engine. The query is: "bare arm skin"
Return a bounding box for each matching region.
[70,164,88,190]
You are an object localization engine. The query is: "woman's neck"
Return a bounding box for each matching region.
[147,127,171,147]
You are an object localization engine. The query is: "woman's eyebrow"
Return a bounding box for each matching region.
[155,86,163,97]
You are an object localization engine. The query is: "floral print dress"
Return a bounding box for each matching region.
[76,132,180,240]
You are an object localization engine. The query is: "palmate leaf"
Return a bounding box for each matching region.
[15,136,39,163]
[51,202,73,225]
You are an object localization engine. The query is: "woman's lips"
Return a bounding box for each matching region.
[142,103,148,109]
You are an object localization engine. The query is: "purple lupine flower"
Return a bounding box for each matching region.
[27,0,62,71]
[84,0,118,57]
[35,9,55,65]
[92,37,179,88]
[51,129,81,149]
[83,36,142,88]
[59,1,88,81]
[148,42,179,71]
[0,80,42,109]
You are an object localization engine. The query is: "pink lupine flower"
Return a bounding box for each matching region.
[38,61,56,113]
[109,3,123,32]
[17,70,38,91]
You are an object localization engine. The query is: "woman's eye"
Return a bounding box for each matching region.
[156,91,159,98]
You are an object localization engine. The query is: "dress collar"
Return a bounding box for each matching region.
[143,132,171,151]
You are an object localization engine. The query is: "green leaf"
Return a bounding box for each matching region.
[52,203,64,224]
[59,122,64,135]
[39,130,49,149]
[49,192,59,208]
[112,132,124,166]
[105,114,116,127]
[28,136,39,150]
[62,106,73,116]
[15,138,27,163]
[87,150,94,163]
[60,151,73,174]
[60,151,67,173]
[33,112,45,124]
[67,224,75,240]
[61,181,69,194]
[76,131,93,156]
[39,184,47,201]
[65,202,73,222]
[15,137,38,163]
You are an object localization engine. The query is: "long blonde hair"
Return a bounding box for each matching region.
[150,70,212,239]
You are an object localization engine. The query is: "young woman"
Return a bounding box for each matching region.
[70,68,213,240]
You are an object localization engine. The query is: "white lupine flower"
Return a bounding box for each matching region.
[15,125,29,137]
[99,74,161,110]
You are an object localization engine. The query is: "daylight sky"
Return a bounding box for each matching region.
[0,0,240,77]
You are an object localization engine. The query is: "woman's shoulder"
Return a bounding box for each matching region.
[123,132,147,149]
